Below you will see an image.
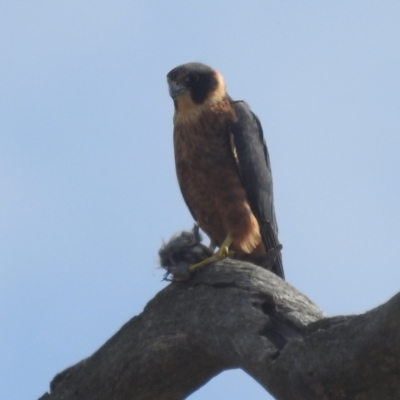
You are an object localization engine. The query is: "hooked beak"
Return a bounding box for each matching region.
[168,80,187,98]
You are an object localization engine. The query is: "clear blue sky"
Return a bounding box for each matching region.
[1,2,399,399]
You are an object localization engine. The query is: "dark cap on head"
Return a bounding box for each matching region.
[167,62,221,104]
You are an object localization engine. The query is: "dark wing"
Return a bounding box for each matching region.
[229,100,284,279]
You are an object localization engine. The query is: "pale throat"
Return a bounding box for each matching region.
[174,83,228,125]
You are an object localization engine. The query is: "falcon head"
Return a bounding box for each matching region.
[167,62,226,111]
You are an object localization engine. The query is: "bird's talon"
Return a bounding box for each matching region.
[220,247,229,258]
[188,238,232,273]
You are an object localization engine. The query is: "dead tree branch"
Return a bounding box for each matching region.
[39,260,400,400]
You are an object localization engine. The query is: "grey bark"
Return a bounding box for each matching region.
[39,260,400,400]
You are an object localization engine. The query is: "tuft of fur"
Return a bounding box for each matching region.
[159,225,213,281]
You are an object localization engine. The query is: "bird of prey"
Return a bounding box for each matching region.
[167,62,284,279]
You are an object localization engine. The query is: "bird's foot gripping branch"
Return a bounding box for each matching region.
[159,226,282,281]
[188,236,233,272]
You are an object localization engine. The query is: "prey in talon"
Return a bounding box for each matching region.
[159,225,213,281]
[167,62,285,279]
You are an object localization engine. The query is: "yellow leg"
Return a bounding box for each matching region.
[189,237,233,272]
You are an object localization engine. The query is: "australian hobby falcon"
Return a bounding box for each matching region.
[167,62,284,279]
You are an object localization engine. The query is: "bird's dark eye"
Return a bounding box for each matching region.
[185,73,199,84]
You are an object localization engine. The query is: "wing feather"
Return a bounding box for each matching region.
[229,100,284,279]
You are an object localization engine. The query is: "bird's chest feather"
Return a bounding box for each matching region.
[172,105,261,253]
[173,109,242,221]
[175,113,235,185]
